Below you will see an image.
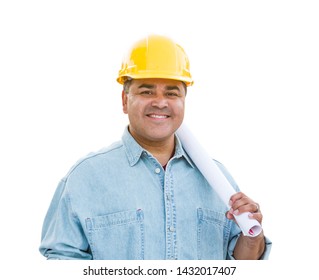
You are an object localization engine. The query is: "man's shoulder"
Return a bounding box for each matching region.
[88,140,124,159]
[64,140,125,178]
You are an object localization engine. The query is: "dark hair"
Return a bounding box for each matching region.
[123,79,133,94]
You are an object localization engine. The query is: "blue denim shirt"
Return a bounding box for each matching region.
[40,127,271,260]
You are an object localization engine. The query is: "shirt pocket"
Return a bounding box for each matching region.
[85,209,144,260]
[197,208,231,260]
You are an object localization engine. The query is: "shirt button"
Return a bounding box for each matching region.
[169,226,175,232]
[155,167,161,174]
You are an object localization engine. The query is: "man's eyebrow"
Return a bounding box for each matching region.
[138,84,155,89]
[165,85,180,91]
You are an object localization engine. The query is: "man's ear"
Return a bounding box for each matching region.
[122,90,128,114]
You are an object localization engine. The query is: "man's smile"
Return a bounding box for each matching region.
[147,114,169,119]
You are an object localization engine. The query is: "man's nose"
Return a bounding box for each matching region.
[151,94,168,108]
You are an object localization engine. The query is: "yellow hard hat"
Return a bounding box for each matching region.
[117,34,193,86]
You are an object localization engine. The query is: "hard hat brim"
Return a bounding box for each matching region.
[117,73,193,87]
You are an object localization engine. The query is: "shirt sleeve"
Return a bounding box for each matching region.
[258,236,272,259]
[39,179,92,260]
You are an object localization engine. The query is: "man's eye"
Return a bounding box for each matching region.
[140,91,152,95]
[167,92,179,97]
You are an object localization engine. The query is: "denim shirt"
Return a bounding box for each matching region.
[40,127,271,260]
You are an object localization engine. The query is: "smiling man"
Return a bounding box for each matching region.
[122,78,186,166]
[39,34,271,260]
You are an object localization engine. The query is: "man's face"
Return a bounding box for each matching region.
[122,78,186,145]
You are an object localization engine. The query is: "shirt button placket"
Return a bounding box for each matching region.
[163,167,177,260]
[169,226,175,232]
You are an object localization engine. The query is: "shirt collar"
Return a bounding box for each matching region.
[122,126,194,168]
[174,133,194,168]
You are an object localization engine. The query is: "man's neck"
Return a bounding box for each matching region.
[142,139,175,166]
[130,132,175,166]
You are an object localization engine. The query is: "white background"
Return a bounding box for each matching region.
[1,0,318,278]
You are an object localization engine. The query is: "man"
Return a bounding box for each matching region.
[40,34,271,260]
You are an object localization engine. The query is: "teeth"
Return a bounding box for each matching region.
[149,114,168,119]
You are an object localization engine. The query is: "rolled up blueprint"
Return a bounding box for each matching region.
[176,124,262,237]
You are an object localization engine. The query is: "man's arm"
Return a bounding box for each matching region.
[227,192,268,260]
[233,232,265,259]
[39,179,92,260]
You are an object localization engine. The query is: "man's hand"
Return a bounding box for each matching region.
[226,192,266,260]
[226,191,262,224]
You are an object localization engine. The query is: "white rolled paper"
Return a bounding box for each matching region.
[176,124,262,237]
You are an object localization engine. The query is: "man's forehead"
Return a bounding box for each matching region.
[131,78,185,89]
